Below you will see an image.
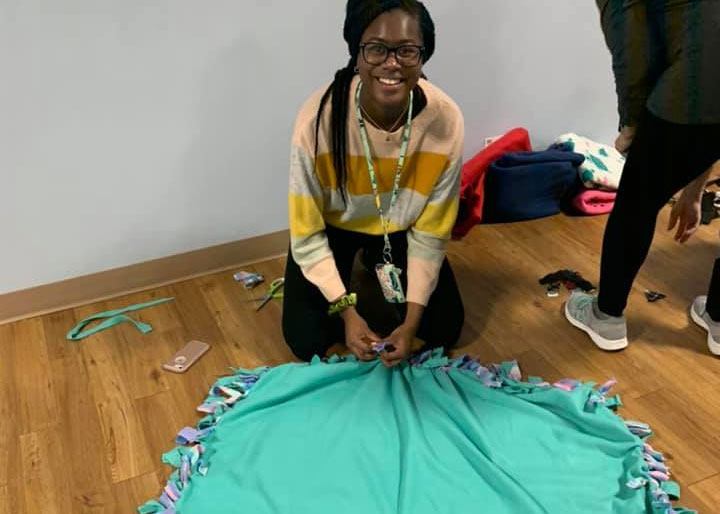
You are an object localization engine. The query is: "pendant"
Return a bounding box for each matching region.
[375,263,406,303]
[386,134,391,142]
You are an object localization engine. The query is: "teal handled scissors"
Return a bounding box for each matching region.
[251,278,284,311]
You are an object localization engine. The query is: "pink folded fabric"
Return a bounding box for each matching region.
[572,189,617,215]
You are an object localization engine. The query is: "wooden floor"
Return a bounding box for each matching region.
[2,208,720,513]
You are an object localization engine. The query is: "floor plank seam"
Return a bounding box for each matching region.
[687,471,720,487]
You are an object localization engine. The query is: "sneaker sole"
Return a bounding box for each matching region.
[564,302,628,351]
[689,305,720,356]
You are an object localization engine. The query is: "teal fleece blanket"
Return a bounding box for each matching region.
[140,351,694,514]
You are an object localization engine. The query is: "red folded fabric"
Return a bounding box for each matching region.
[572,189,617,215]
[453,128,532,238]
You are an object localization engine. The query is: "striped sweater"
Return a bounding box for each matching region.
[288,75,464,306]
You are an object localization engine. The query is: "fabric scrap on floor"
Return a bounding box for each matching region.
[233,271,264,289]
[140,350,695,514]
[645,290,667,303]
[66,297,174,341]
[540,270,596,294]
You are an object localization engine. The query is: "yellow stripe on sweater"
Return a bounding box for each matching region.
[314,152,449,196]
[413,198,460,237]
[291,195,458,238]
[289,194,325,238]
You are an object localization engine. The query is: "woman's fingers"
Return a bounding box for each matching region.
[382,346,403,361]
[667,207,678,231]
[381,343,408,367]
[350,340,375,360]
[674,217,686,241]
[679,224,697,244]
[381,350,407,368]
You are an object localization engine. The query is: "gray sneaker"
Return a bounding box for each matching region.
[564,292,629,351]
[690,296,720,356]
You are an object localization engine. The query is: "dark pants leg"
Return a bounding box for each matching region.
[705,259,720,321]
[282,226,465,361]
[282,227,361,361]
[414,259,465,350]
[597,111,720,316]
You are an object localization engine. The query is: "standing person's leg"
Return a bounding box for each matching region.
[704,257,720,322]
[282,226,361,361]
[685,138,720,355]
[691,258,720,356]
[566,113,717,349]
[597,114,710,316]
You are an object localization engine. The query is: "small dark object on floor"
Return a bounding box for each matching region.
[233,271,264,289]
[644,290,667,303]
[546,284,561,297]
[540,270,596,294]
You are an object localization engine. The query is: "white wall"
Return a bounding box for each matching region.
[0,0,617,294]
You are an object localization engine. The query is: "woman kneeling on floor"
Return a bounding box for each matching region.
[283,0,465,367]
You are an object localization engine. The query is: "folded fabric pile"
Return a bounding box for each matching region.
[454,128,532,238]
[453,129,626,236]
[572,189,618,215]
[482,149,584,223]
[550,133,627,215]
[140,351,694,514]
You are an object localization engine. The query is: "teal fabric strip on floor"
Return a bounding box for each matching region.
[140,351,695,514]
[66,297,174,341]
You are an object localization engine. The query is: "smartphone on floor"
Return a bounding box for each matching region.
[162,340,210,373]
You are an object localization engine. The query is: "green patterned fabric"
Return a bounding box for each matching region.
[140,351,694,514]
[554,132,626,190]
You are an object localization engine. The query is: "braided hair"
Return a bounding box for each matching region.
[314,0,436,201]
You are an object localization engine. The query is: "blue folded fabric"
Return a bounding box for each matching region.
[482,149,584,223]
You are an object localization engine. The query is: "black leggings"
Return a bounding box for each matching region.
[282,226,465,361]
[598,110,720,317]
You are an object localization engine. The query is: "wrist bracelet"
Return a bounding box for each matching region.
[328,293,357,316]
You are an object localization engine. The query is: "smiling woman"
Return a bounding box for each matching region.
[356,10,424,127]
[282,0,466,367]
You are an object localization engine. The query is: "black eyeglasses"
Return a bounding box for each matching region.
[359,42,425,67]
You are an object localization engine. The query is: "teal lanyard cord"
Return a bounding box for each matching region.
[355,81,413,264]
[66,297,175,341]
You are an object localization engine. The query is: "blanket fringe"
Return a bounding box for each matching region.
[139,351,695,514]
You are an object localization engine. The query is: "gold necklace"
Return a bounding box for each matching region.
[360,100,410,141]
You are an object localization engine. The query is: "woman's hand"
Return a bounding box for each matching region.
[615,126,636,154]
[668,185,703,243]
[380,323,423,367]
[380,302,426,368]
[341,307,380,360]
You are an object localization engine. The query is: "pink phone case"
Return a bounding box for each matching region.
[162,340,210,373]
